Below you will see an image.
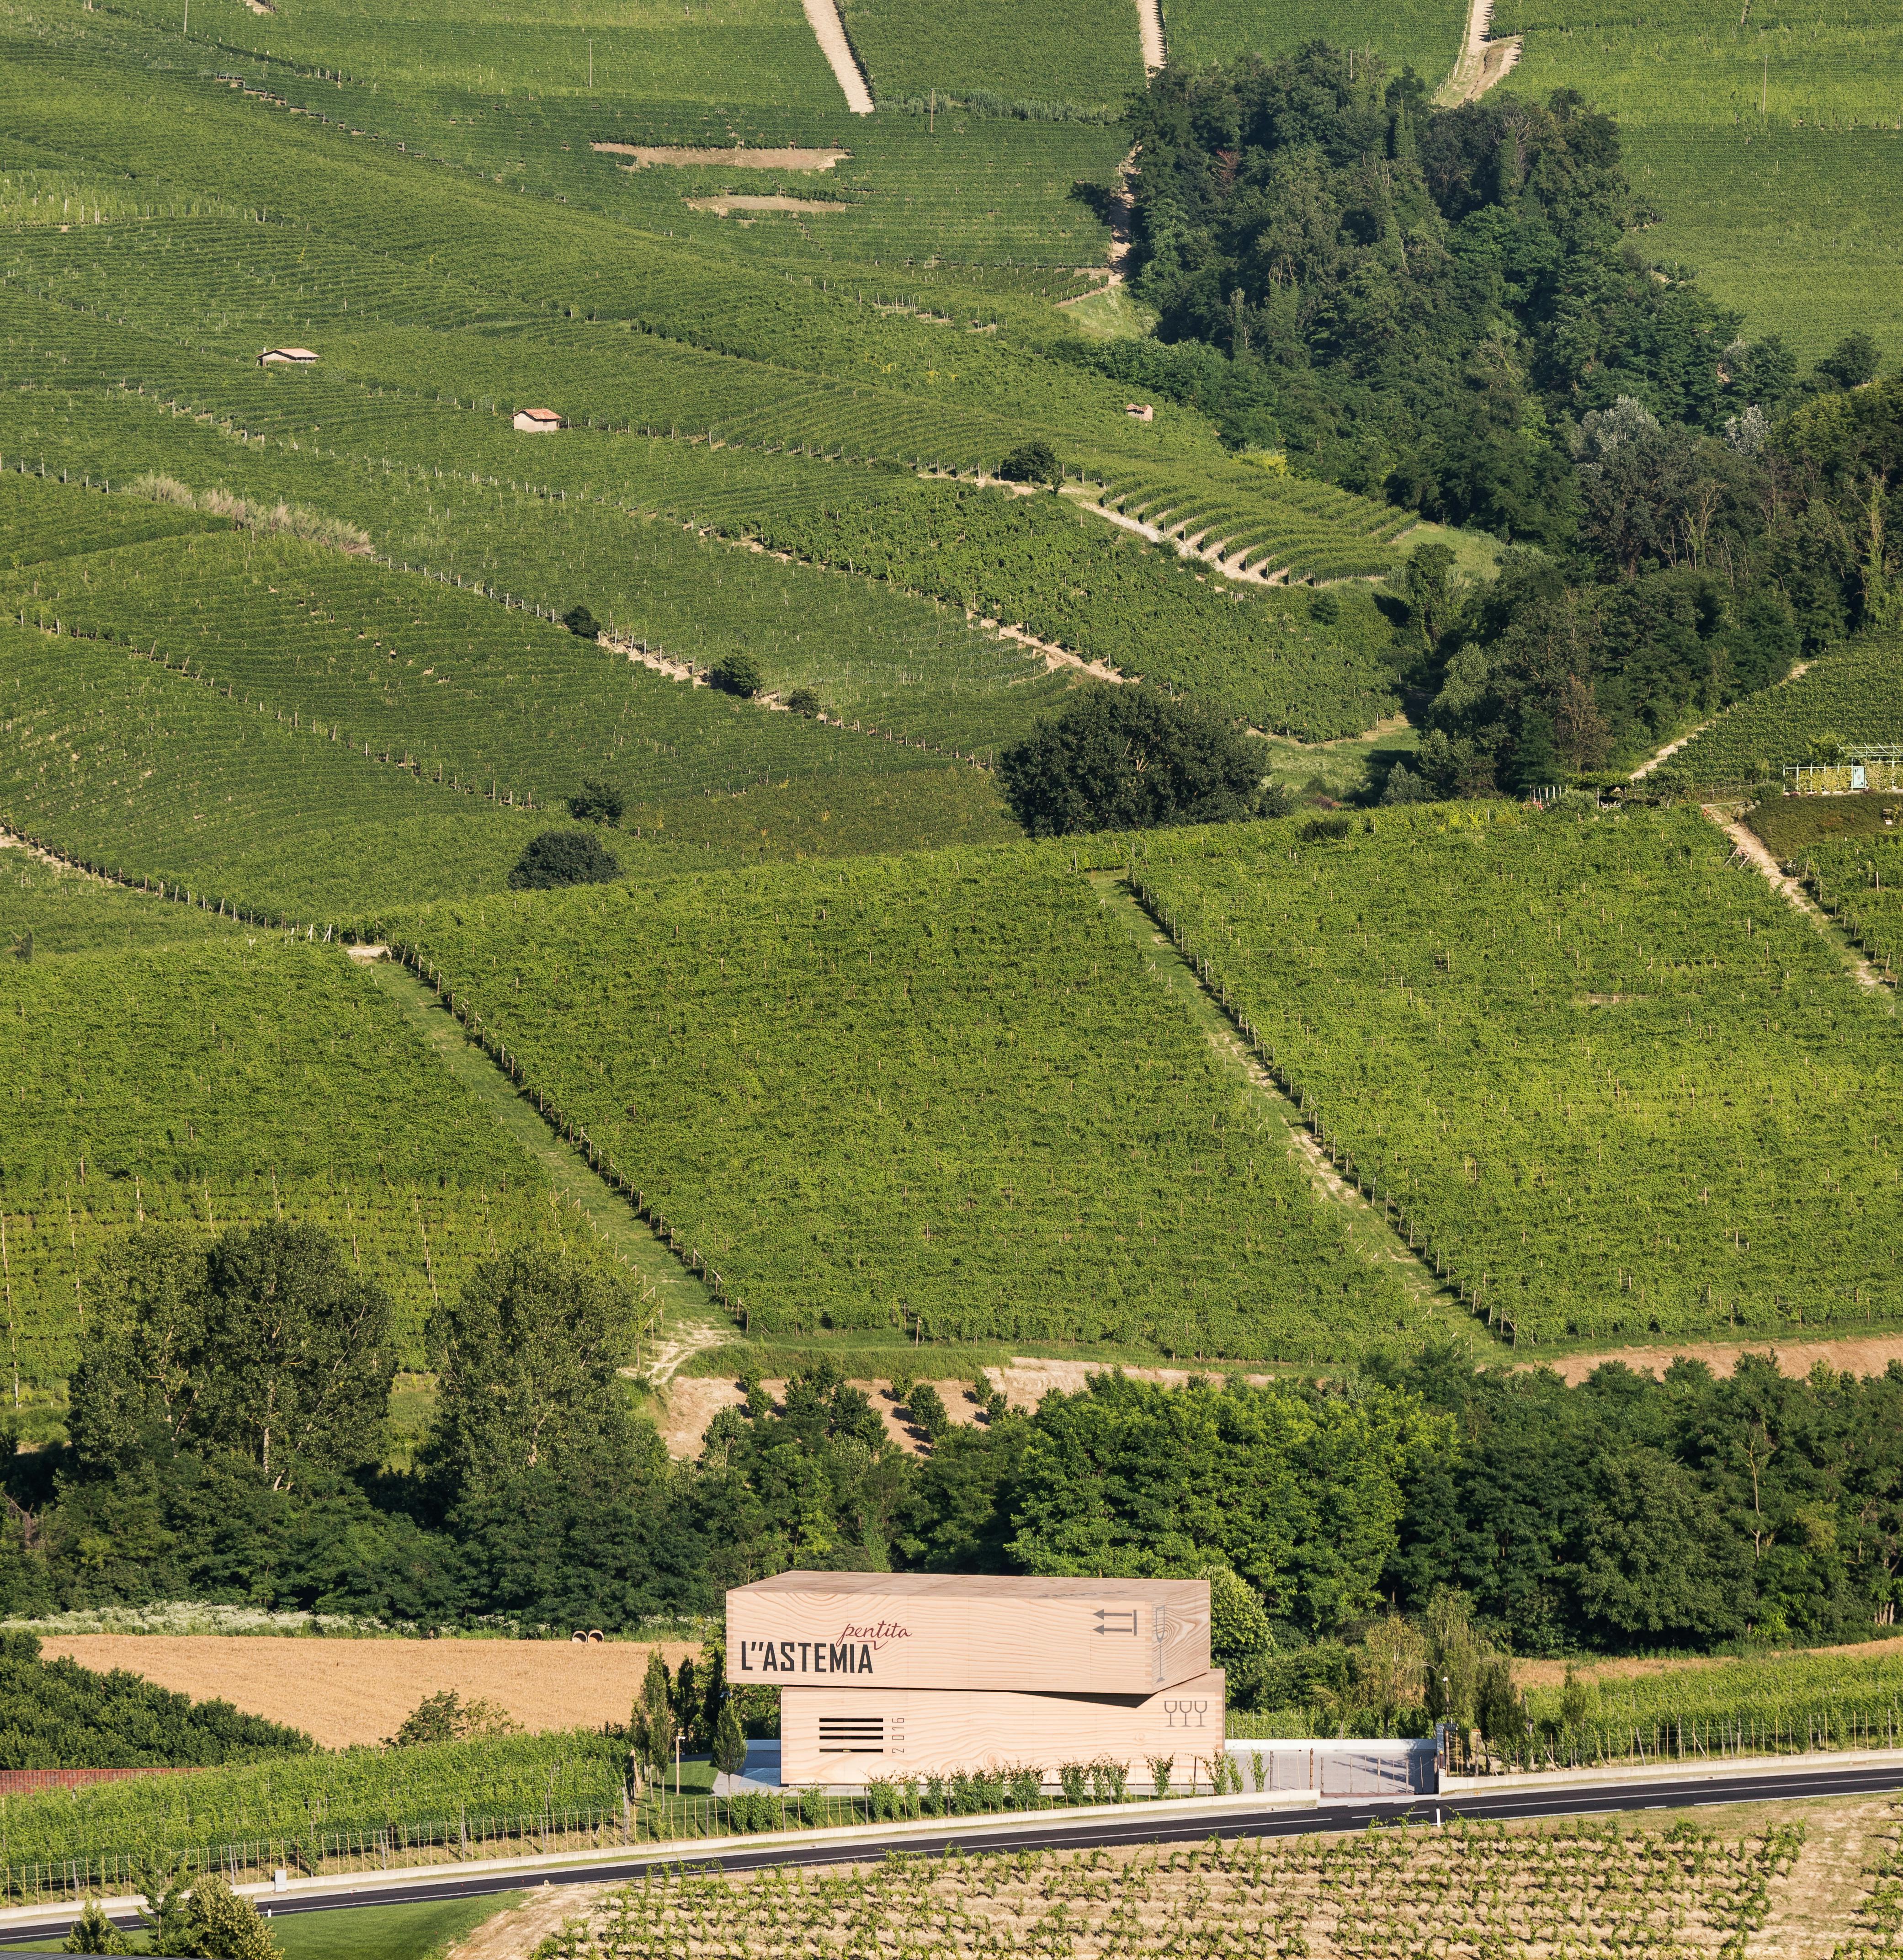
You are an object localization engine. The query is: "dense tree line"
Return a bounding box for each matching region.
[8,1227,1900,1678]
[0,1631,311,1769]
[1056,46,1900,790]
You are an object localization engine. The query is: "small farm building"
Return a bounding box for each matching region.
[259,347,319,367]
[513,408,566,432]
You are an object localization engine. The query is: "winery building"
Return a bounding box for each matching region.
[727,1571,1223,1788]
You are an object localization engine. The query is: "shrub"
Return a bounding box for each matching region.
[998,684,1279,837]
[507,831,622,890]
[1308,589,1340,625]
[786,686,823,718]
[996,439,1062,486]
[183,1872,279,1960]
[562,605,601,639]
[63,1901,131,1955]
[567,779,625,825]
[905,1383,950,1441]
[1300,812,1355,842]
[386,1689,520,1747]
[711,650,765,698]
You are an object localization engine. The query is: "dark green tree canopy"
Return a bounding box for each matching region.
[998,683,1285,836]
[508,830,622,890]
[711,650,765,697]
[566,779,625,825]
[69,1224,395,1491]
[420,1244,646,1508]
[996,439,1062,486]
[561,604,600,639]
[1082,47,1789,543]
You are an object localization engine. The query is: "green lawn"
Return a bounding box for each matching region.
[271,1891,521,1960]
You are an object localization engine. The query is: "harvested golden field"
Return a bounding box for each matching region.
[41,1636,698,1748]
[528,1812,1815,1960]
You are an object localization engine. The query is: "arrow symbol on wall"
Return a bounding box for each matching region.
[1095,1609,1138,1636]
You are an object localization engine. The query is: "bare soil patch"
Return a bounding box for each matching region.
[1748,1795,1894,1960]
[591,143,850,170]
[451,1885,608,1960]
[659,1376,1005,1458]
[686,196,855,216]
[1536,1331,1903,1387]
[41,1635,697,1747]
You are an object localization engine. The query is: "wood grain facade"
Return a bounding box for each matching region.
[781,1671,1227,1785]
[728,1573,1224,1787]
[726,1572,1211,1695]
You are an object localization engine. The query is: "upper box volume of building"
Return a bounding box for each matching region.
[725,1572,1212,1696]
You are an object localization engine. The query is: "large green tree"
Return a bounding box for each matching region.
[420,1243,642,1505]
[69,1224,394,1491]
[1004,1372,1449,1632]
[998,683,1282,837]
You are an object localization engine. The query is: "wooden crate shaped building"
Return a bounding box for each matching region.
[727,1572,1223,1787]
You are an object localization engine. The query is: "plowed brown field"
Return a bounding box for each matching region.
[42,1635,698,1748]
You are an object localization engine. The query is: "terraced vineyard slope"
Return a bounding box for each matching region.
[399,850,1436,1361]
[0,868,558,1379]
[1138,803,1903,1347]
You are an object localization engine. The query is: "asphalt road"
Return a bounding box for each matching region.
[11,1757,1903,1940]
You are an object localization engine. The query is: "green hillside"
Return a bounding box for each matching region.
[0,870,561,1380]
[1138,803,1903,1348]
[1667,635,1903,788]
[841,0,1146,106]
[1493,0,1903,359]
[398,851,1440,1362]
[1162,0,1466,88]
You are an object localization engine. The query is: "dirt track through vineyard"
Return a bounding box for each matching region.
[800,0,874,113]
[1703,805,1892,997]
[1091,874,1462,1324]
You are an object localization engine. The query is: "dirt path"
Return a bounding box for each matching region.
[1435,0,1521,105]
[800,0,874,114]
[1634,662,1814,781]
[448,1885,608,1960]
[592,144,851,170]
[1136,0,1165,73]
[1535,1329,1903,1388]
[1749,1796,1896,1960]
[1703,805,1892,995]
[1632,665,1810,779]
[687,195,853,216]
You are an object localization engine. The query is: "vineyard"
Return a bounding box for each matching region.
[0,1727,628,1870]
[0,514,1017,796]
[0,612,553,922]
[1799,833,1903,979]
[398,849,1428,1359]
[536,1822,1805,1960]
[1161,0,1468,87]
[1525,1647,1903,1762]
[0,891,561,1376]
[1491,0,1903,356]
[841,0,1145,106]
[1667,634,1903,787]
[1135,803,1903,1346]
